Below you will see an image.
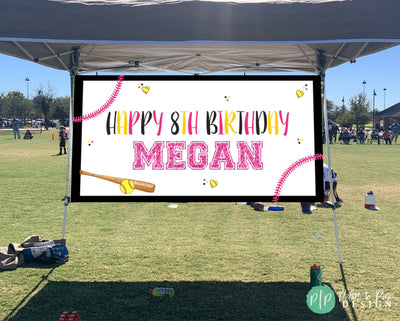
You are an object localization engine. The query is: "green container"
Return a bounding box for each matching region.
[310,264,322,288]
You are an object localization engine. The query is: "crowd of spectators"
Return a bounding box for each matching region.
[324,121,400,145]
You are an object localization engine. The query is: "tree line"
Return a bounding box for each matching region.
[0,86,70,124]
[326,93,375,130]
[1,87,373,131]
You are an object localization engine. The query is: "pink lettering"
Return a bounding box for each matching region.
[166,141,186,170]
[153,111,163,136]
[279,111,289,136]
[237,141,263,170]
[187,141,208,170]
[129,111,140,135]
[132,141,263,170]
[133,141,164,170]
[209,141,235,170]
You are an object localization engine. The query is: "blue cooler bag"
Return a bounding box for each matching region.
[50,244,69,261]
[23,243,69,264]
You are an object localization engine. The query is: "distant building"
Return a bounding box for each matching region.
[374,102,400,130]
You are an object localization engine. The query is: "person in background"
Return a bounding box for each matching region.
[375,121,381,133]
[23,129,33,139]
[341,128,351,144]
[328,121,333,143]
[382,130,392,145]
[357,128,365,144]
[12,117,21,139]
[332,122,339,143]
[58,126,68,155]
[390,121,400,144]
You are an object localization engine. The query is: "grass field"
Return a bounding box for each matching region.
[0,129,399,321]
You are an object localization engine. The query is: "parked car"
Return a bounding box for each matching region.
[32,119,46,127]
[3,118,12,127]
[47,120,57,128]
[59,119,69,127]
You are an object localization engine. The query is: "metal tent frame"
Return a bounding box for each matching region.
[55,46,342,262]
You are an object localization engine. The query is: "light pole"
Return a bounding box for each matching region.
[362,80,366,95]
[25,77,30,99]
[38,90,43,134]
[383,87,387,109]
[341,97,345,116]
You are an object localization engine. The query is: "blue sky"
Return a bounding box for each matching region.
[1,44,399,111]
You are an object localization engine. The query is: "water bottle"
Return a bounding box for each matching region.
[310,264,322,288]
[365,191,375,209]
[149,287,175,297]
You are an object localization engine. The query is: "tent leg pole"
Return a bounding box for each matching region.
[322,73,358,320]
[321,72,343,265]
[62,73,75,239]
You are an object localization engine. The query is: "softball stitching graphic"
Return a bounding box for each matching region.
[273,154,323,202]
[73,75,124,123]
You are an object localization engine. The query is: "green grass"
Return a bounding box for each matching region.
[0,130,399,320]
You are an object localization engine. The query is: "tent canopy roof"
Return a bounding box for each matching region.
[0,0,399,74]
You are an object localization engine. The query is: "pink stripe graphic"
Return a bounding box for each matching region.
[273,154,323,202]
[73,75,124,122]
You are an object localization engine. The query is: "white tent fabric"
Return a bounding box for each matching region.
[1,41,398,75]
[1,0,399,75]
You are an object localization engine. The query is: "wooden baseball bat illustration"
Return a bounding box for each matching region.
[80,170,155,193]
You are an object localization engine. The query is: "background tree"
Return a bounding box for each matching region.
[325,99,346,124]
[1,85,70,127]
[33,87,54,121]
[1,91,31,118]
[326,99,335,121]
[349,93,370,131]
[51,96,70,120]
[336,110,354,129]
[0,92,5,116]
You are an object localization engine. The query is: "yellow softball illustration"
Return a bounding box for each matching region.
[120,179,135,194]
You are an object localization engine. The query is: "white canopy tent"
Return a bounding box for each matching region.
[1,0,399,275]
[1,0,399,75]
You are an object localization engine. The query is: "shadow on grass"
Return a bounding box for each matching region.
[316,202,343,210]
[5,277,351,321]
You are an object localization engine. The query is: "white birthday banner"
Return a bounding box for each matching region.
[71,75,323,202]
